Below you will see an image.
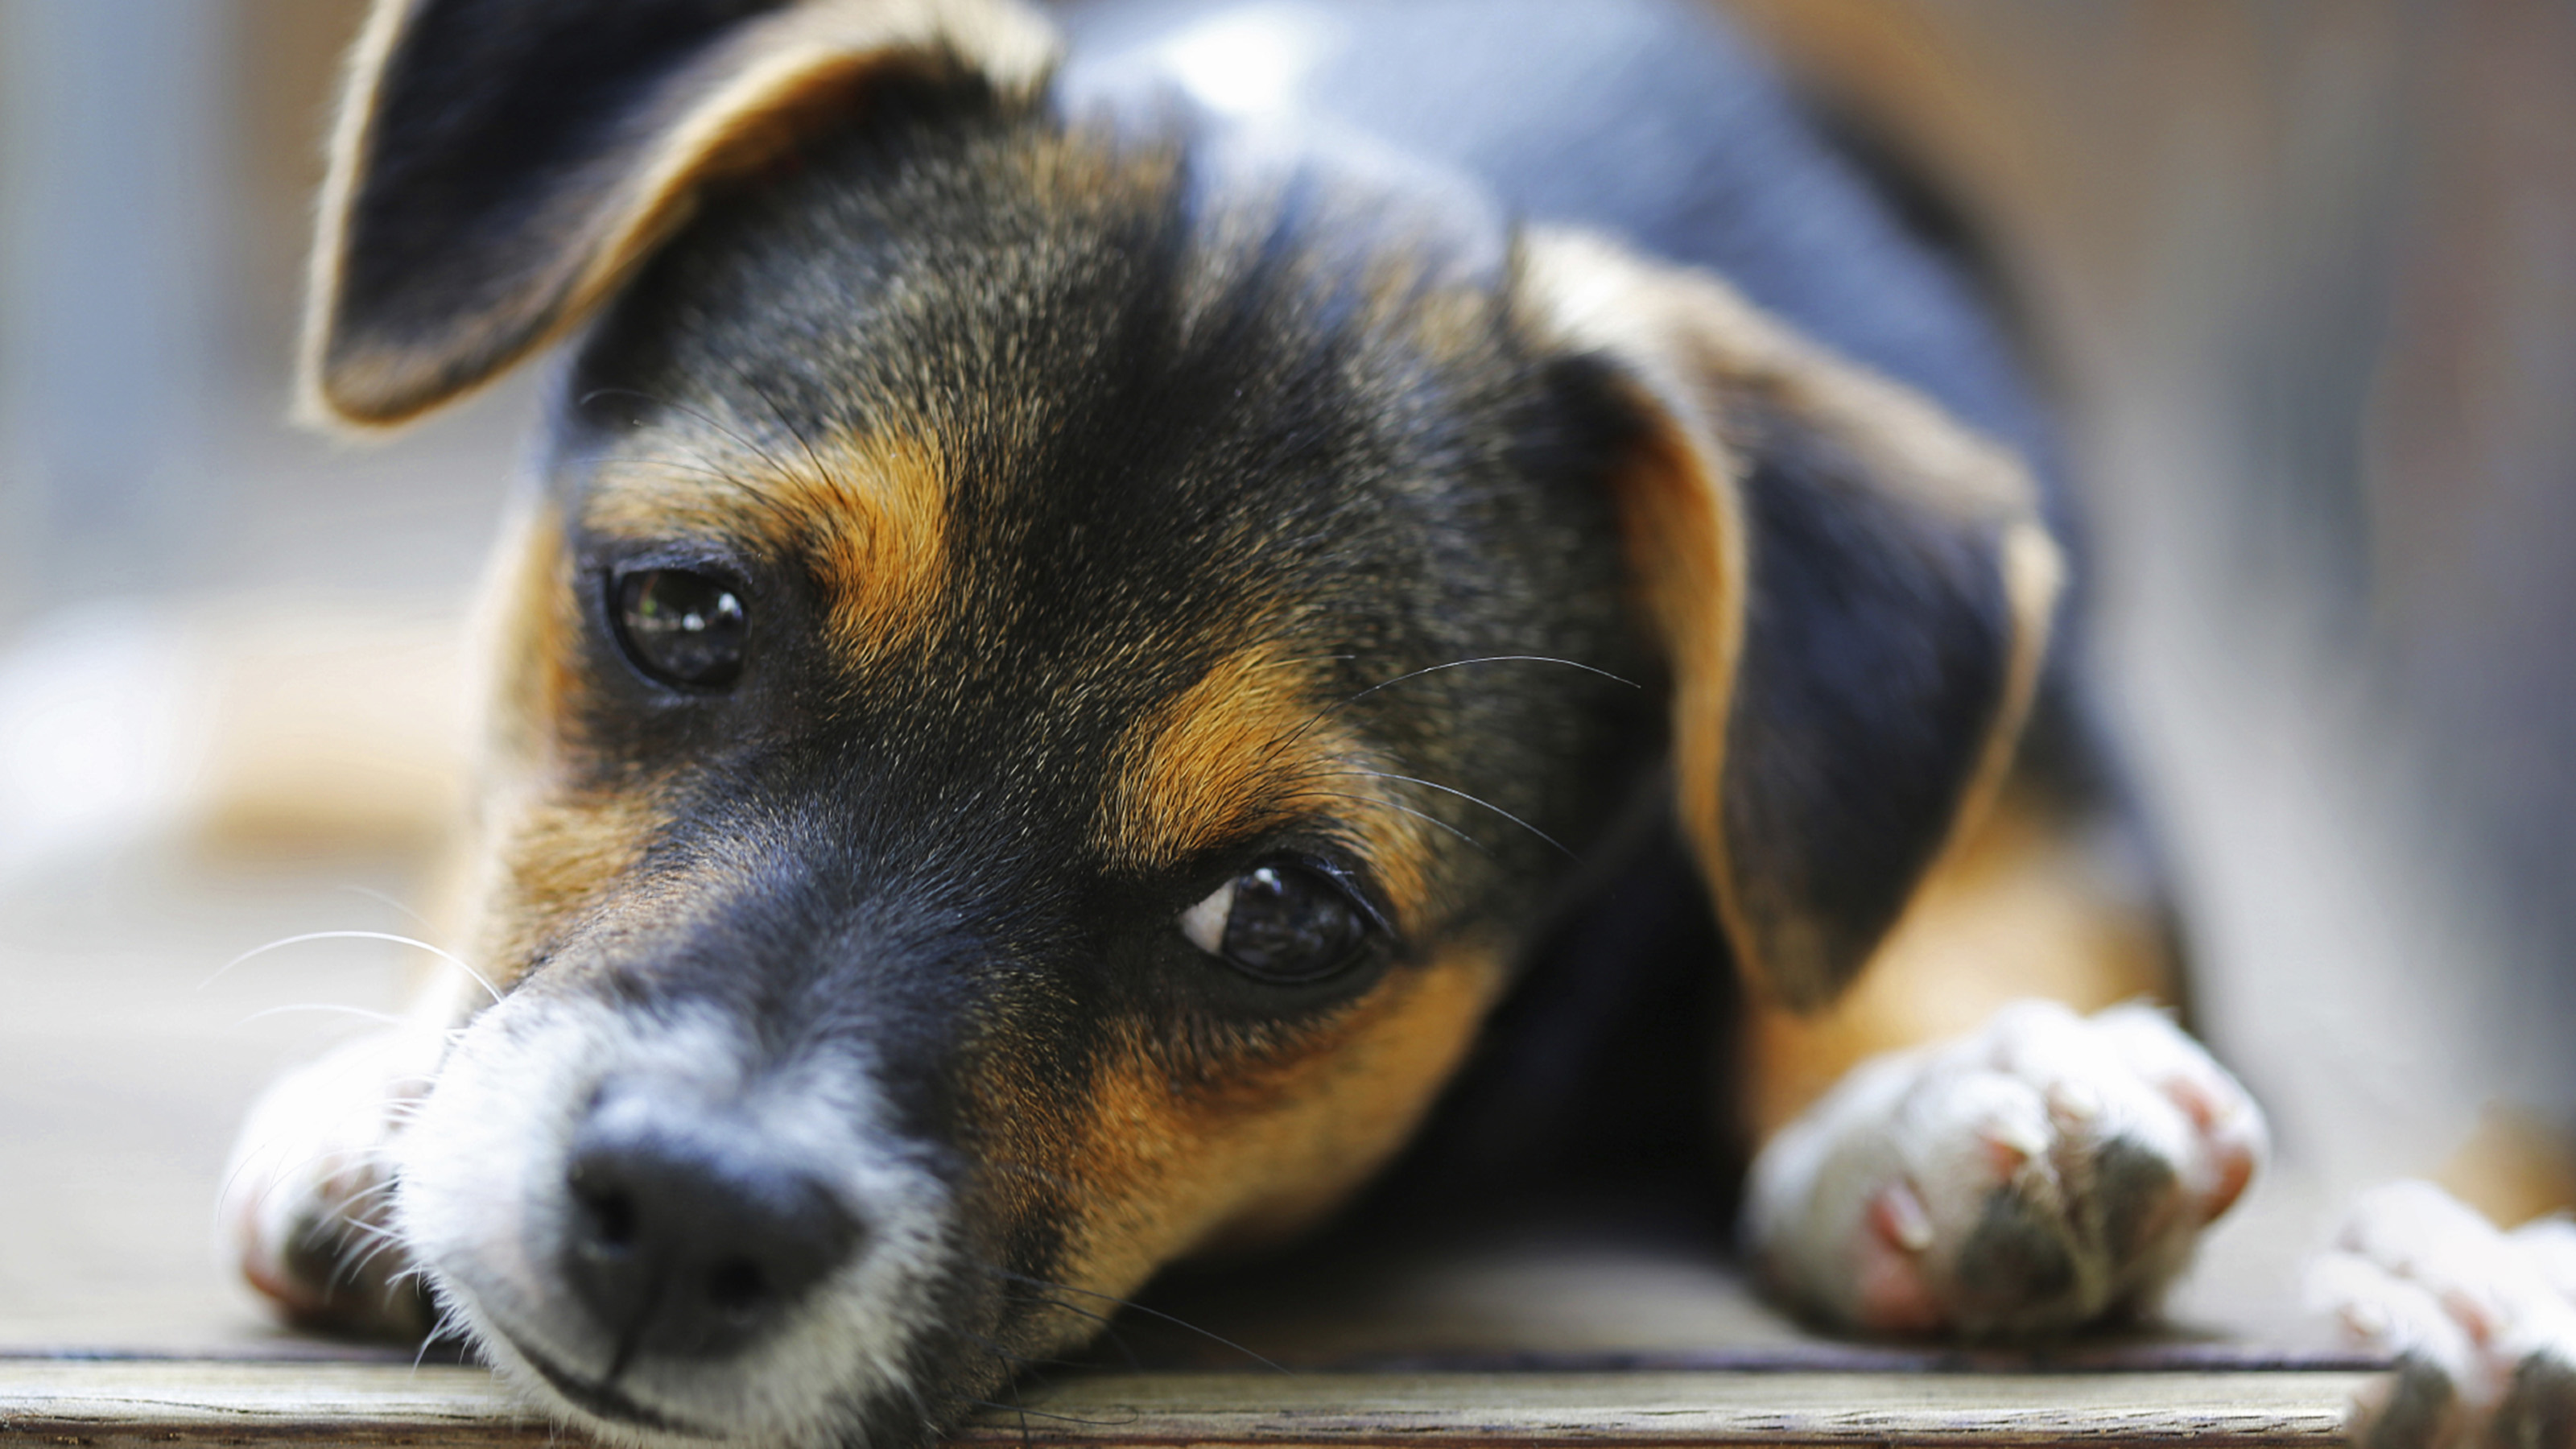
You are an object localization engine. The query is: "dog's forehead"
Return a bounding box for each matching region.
[502,108,1635,915]
[558,111,1537,700]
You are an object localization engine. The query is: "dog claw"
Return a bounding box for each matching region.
[2048,1078,2104,1128]
[1872,1180,1937,1252]
[1978,1113,2051,1176]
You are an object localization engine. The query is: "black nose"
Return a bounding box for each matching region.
[562,1087,861,1362]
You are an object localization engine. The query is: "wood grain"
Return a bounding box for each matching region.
[0,1359,539,1446]
[0,1359,2370,1447]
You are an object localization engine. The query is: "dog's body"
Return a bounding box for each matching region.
[223,2,2273,1443]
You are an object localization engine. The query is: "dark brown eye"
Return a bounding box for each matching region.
[1179,863,1369,984]
[613,568,747,688]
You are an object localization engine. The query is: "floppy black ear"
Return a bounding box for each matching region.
[302,0,1058,427]
[1517,229,2064,1012]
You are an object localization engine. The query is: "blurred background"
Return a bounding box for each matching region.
[0,0,2569,1349]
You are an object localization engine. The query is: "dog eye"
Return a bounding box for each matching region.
[613,568,748,688]
[1178,864,1369,983]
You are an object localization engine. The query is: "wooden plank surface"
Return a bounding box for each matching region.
[980,1369,2373,1446]
[0,1359,2372,1447]
[0,1360,530,1445]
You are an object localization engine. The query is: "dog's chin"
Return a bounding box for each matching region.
[508,1334,709,1436]
[393,997,967,1449]
[419,1269,955,1449]
[472,1311,735,1444]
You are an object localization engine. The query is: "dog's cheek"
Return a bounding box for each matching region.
[1036,939,1511,1334]
[456,790,665,992]
[476,502,589,772]
[450,503,675,989]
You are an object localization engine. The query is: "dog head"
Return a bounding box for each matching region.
[303,1,2058,1442]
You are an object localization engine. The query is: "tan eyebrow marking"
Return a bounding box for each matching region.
[583,423,952,671]
[1095,644,1435,919]
[1099,645,1327,872]
[792,431,950,670]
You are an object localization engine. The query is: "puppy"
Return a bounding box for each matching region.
[220,0,2267,1443]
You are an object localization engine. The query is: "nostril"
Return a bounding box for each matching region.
[570,1174,639,1255]
[705,1257,768,1317]
[559,1090,864,1361]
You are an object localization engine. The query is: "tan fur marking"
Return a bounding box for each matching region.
[1742,786,2176,1140]
[1716,313,2040,526]
[1098,646,1434,919]
[303,0,1063,427]
[805,432,952,666]
[1029,940,1511,1342]
[477,503,588,769]
[1100,646,1323,871]
[460,790,666,994]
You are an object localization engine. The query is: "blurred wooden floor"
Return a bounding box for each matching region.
[0,848,423,1352]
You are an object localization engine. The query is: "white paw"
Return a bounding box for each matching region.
[1744,999,2264,1336]
[2310,1181,2576,1449]
[218,1026,445,1335]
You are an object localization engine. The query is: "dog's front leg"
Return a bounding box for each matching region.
[1736,794,2266,1336]
[218,970,470,1336]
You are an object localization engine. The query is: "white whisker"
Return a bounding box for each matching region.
[1292,790,1489,856]
[1331,767,1571,856]
[205,931,504,1006]
[333,883,439,932]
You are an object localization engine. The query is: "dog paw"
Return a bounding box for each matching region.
[2310,1181,2576,1449]
[1744,998,2265,1336]
[218,1027,444,1337]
